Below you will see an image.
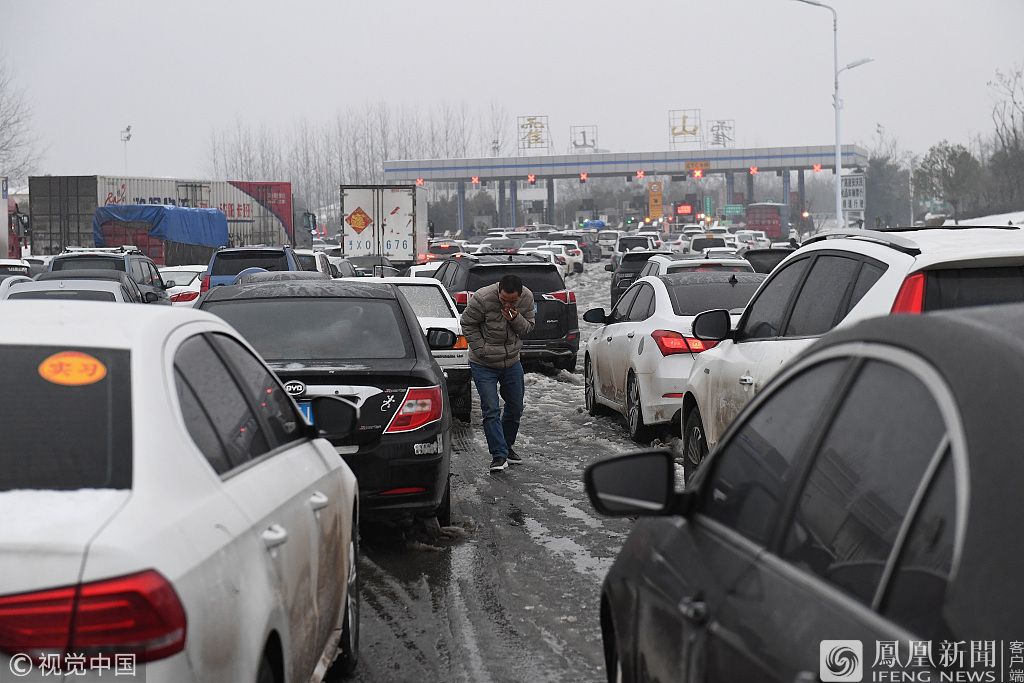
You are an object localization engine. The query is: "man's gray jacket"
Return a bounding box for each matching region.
[460,283,536,369]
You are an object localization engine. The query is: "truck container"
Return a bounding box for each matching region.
[744,202,790,242]
[339,185,427,268]
[28,175,316,257]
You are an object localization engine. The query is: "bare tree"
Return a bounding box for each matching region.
[0,53,42,187]
[481,102,512,157]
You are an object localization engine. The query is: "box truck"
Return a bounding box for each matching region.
[339,185,427,269]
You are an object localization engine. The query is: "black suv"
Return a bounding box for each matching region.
[48,246,170,304]
[561,232,602,263]
[432,253,580,372]
[606,250,669,306]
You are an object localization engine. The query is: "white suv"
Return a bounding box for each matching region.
[681,226,1024,478]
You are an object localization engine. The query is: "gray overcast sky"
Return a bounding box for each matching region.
[3,0,1022,180]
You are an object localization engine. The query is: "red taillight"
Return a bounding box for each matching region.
[542,290,576,303]
[891,273,925,314]
[170,291,199,303]
[385,386,443,433]
[379,487,427,495]
[454,291,470,305]
[0,570,187,663]
[650,330,717,356]
[199,275,210,293]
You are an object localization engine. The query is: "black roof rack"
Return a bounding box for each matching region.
[802,229,922,256]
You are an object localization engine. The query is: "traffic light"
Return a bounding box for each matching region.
[580,172,588,183]
[802,211,810,218]
[528,174,536,185]
[749,166,759,175]
[692,169,703,179]
[813,164,822,172]
[636,170,645,179]
[471,176,480,184]
[416,178,424,186]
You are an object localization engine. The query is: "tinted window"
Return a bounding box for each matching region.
[700,359,848,545]
[204,297,413,360]
[9,289,117,301]
[666,264,754,275]
[781,361,945,605]
[51,257,123,272]
[211,252,289,276]
[785,255,861,337]
[161,270,201,286]
[1,345,132,490]
[130,260,146,284]
[610,286,640,323]
[295,254,318,271]
[619,254,658,271]
[429,244,463,255]
[924,266,1024,311]
[394,284,455,318]
[744,249,794,274]
[666,281,764,316]
[0,265,29,276]
[174,335,270,469]
[627,285,655,322]
[690,238,727,251]
[639,262,657,277]
[618,237,651,251]
[848,261,886,313]
[740,257,810,340]
[210,334,304,448]
[174,369,231,474]
[599,231,619,241]
[881,455,955,638]
[466,266,564,294]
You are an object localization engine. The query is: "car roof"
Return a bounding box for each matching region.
[37,269,133,283]
[803,226,1024,268]
[213,246,290,255]
[201,279,399,302]
[372,276,445,287]
[10,280,124,293]
[159,264,207,271]
[648,253,750,266]
[807,302,1024,636]
[655,272,767,287]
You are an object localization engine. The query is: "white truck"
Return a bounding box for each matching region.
[339,185,427,269]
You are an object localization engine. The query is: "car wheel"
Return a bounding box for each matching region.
[625,372,652,443]
[574,262,584,274]
[256,652,278,683]
[585,356,612,416]
[684,410,709,484]
[326,520,360,679]
[435,480,452,527]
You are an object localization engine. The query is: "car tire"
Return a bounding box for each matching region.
[625,372,653,443]
[684,410,709,484]
[256,652,278,683]
[574,262,584,274]
[326,520,360,680]
[585,356,613,417]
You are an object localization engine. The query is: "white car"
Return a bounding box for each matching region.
[0,258,30,278]
[681,226,1024,478]
[373,276,473,422]
[159,264,207,305]
[612,235,659,266]
[3,278,141,302]
[293,248,334,276]
[582,272,766,441]
[520,248,570,279]
[597,229,623,258]
[0,301,361,682]
[734,230,771,249]
[638,253,756,278]
[549,240,585,274]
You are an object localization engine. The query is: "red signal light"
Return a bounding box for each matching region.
[813,164,822,172]
[636,170,645,179]
[527,174,536,184]
[749,166,759,175]
[471,176,480,184]
[580,173,588,182]
[416,178,424,186]
[693,169,703,178]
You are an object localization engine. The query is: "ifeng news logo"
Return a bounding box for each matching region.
[821,640,864,682]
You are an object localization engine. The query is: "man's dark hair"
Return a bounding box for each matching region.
[498,274,523,294]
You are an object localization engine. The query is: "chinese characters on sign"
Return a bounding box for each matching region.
[569,125,598,153]
[518,116,549,153]
[669,109,702,149]
[707,119,736,149]
[648,182,663,220]
[841,173,866,211]
[7,652,138,678]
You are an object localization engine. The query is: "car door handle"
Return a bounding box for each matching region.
[627,332,635,338]
[739,375,754,386]
[677,596,707,623]
[308,491,329,511]
[261,524,288,549]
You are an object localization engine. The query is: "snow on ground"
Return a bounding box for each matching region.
[946,210,1024,226]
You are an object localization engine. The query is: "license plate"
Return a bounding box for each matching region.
[298,401,313,423]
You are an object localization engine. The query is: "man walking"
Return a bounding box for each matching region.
[460,274,535,472]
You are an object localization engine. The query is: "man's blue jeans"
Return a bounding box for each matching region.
[469,361,525,459]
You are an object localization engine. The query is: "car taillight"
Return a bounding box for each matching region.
[454,291,470,305]
[385,386,444,433]
[199,275,210,293]
[650,330,716,356]
[543,291,576,303]
[170,291,199,303]
[0,570,187,663]
[454,335,468,349]
[423,254,436,261]
[891,272,925,314]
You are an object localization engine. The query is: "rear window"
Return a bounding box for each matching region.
[690,238,727,251]
[598,231,619,241]
[294,254,318,271]
[51,257,123,272]
[211,252,289,276]
[666,281,764,316]
[160,270,201,286]
[203,297,413,360]
[429,243,463,255]
[9,290,117,301]
[466,266,564,294]
[666,264,754,274]
[481,239,520,250]
[744,249,794,274]
[619,254,657,271]
[1,345,132,490]
[394,284,455,318]
[924,266,1024,311]
[618,237,650,251]
[350,256,394,267]
[0,265,29,276]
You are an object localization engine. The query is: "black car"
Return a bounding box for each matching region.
[561,232,603,263]
[585,303,1024,682]
[48,246,171,304]
[198,279,455,523]
[432,253,580,372]
[606,250,667,306]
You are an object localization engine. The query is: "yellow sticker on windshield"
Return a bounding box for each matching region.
[38,351,108,386]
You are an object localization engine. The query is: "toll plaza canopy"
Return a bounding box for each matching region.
[383,144,869,183]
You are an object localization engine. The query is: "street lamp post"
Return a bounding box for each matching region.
[792,0,872,229]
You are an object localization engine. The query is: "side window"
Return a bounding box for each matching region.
[846,261,886,315]
[120,286,133,302]
[610,286,640,323]
[627,284,655,322]
[174,335,270,471]
[880,455,955,639]
[780,360,946,605]
[739,257,810,341]
[785,255,861,337]
[147,262,164,288]
[174,369,231,474]
[700,359,849,545]
[209,333,304,448]
[129,260,146,284]
[432,262,449,283]
[639,262,655,277]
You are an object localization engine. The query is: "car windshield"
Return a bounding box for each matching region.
[211,252,289,275]
[666,281,764,316]
[1,345,132,490]
[203,297,413,360]
[51,257,122,272]
[160,270,201,285]
[466,266,564,294]
[9,289,118,301]
[394,284,455,318]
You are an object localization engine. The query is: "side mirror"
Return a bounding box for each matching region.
[309,395,359,440]
[604,263,614,272]
[426,327,458,349]
[582,307,607,324]
[692,309,732,341]
[584,449,678,516]
[143,291,159,304]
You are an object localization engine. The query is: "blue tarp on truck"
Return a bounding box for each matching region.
[93,205,229,248]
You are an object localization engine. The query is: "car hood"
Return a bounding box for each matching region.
[0,489,130,594]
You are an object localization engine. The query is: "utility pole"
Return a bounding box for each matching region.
[120,125,132,175]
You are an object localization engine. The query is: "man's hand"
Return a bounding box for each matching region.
[503,306,518,321]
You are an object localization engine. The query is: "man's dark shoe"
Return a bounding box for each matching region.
[506,448,522,464]
[489,457,508,472]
